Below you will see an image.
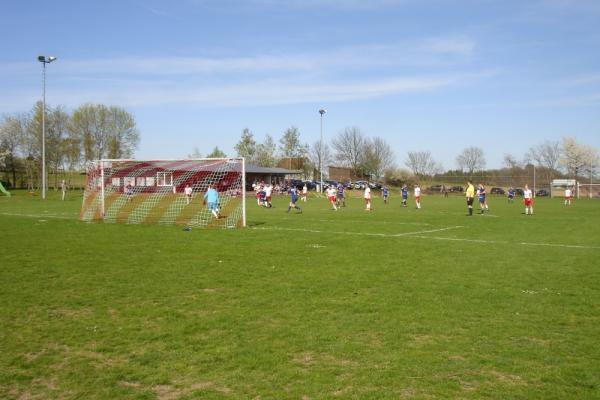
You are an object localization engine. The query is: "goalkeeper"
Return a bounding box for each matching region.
[203,184,220,219]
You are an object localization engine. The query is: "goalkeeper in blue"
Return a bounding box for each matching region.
[286,187,302,213]
[203,184,220,219]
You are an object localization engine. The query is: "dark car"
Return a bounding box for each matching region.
[449,186,464,193]
[303,180,317,190]
[514,188,524,196]
[428,184,443,192]
[490,187,505,195]
[536,189,549,197]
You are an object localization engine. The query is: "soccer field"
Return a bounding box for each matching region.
[1,190,599,399]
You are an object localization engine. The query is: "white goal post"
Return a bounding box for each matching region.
[80,158,246,228]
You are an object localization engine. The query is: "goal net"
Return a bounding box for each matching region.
[80,158,245,228]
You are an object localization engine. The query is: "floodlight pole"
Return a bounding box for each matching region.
[319,108,326,193]
[38,55,56,200]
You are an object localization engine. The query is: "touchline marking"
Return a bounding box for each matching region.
[417,236,600,250]
[251,225,464,238]
[0,212,76,220]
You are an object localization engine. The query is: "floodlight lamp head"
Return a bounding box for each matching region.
[47,56,57,62]
[38,55,46,62]
[319,109,326,115]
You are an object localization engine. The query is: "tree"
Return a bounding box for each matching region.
[234,128,257,164]
[456,146,486,175]
[46,106,70,188]
[187,147,202,159]
[561,136,598,179]
[255,134,278,167]
[332,127,366,177]
[279,126,307,158]
[527,140,561,183]
[206,146,227,158]
[69,104,139,161]
[0,113,27,187]
[362,137,395,180]
[405,151,438,178]
[105,106,140,159]
[309,139,332,180]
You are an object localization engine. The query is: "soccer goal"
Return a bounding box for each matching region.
[80,158,246,228]
[576,183,600,199]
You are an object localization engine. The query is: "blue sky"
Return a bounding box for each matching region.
[1,0,599,169]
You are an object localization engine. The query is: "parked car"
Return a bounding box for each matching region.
[354,180,367,190]
[303,180,317,190]
[449,186,464,193]
[343,181,353,189]
[368,182,382,189]
[490,187,505,195]
[428,184,443,192]
[536,189,549,197]
[514,188,524,196]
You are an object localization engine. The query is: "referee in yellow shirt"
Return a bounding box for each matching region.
[466,180,475,216]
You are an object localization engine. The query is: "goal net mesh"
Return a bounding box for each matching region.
[80,158,245,228]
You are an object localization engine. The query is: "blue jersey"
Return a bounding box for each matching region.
[401,188,408,199]
[289,188,298,202]
[508,189,515,197]
[479,187,486,200]
[337,185,344,197]
[204,188,219,203]
[383,188,389,197]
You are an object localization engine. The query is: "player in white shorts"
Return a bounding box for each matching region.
[326,186,338,210]
[564,187,573,206]
[302,184,308,202]
[364,185,372,211]
[414,184,421,209]
[184,184,193,204]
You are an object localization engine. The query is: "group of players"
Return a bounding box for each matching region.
[251,179,576,216]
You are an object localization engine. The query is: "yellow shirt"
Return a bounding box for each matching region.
[466,184,475,198]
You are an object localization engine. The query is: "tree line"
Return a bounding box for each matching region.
[0,102,139,189]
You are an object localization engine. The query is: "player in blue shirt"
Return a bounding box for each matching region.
[286,187,302,213]
[336,183,346,207]
[203,184,220,219]
[382,186,389,204]
[508,186,515,203]
[401,184,408,207]
[478,183,488,214]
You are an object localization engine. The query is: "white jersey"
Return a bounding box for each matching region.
[524,189,533,199]
[265,185,273,197]
[184,186,193,196]
[364,187,371,199]
[565,189,572,197]
[414,187,421,197]
[302,185,307,194]
[327,187,336,197]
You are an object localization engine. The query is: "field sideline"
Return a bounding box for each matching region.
[1,190,599,399]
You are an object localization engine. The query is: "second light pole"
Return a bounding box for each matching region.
[38,55,57,200]
[319,108,326,192]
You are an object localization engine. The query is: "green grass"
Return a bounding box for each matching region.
[1,190,599,399]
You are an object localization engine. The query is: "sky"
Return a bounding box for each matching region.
[1,0,599,169]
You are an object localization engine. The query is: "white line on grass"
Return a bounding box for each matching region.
[251,225,464,238]
[0,212,76,220]
[415,235,600,250]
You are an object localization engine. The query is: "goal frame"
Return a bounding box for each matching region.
[82,158,246,227]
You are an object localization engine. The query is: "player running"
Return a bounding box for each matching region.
[203,184,220,219]
[364,184,372,211]
[466,180,475,216]
[414,183,421,209]
[264,183,273,208]
[336,183,346,207]
[401,184,408,207]
[301,183,308,202]
[564,187,573,206]
[508,186,515,203]
[326,185,338,210]
[523,184,534,215]
[382,186,389,204]
[286,187,302,213]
